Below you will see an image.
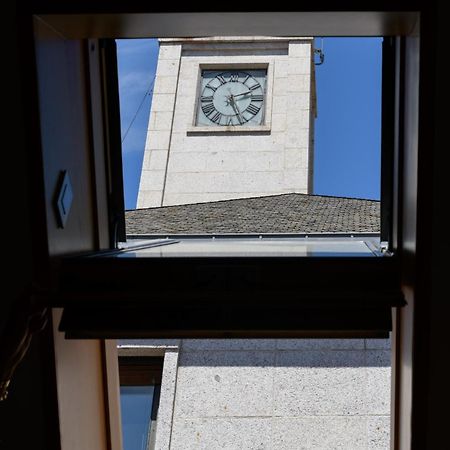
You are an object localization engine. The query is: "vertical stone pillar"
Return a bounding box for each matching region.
[137,42,182,208]
[283,40,314,193]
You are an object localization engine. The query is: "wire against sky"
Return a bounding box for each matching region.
[121,75,155,144]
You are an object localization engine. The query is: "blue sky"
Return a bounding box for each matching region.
[117,39,159,210]
[313,38,382,199]
[117,38,382,210]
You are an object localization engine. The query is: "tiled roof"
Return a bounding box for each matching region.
[125,193,380,235]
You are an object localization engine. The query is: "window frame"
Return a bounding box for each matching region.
[27,7,429,449]
[55,30,405,339]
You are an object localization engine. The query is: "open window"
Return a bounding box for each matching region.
[30,4,417,371]
[25,6,427,450]
[48,29,406,339]
[54,38,404,338]
[118,35,388,251]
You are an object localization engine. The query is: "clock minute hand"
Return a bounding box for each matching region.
[233,90,252,98]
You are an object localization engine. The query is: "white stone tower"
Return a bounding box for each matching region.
[137,37,316,208]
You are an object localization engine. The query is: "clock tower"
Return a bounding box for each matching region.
[137,37,316,208]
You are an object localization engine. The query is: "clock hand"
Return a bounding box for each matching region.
[229,95,244,124]
[232,90,252,98]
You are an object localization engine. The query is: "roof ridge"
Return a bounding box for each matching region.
[127,192,380,212]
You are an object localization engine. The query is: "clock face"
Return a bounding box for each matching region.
[196,69,266,127]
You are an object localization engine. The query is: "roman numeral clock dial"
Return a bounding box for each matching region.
[197,70,266,127]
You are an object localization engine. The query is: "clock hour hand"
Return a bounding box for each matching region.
[228,95,244,124]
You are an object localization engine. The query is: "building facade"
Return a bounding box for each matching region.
[124,195,390,450]
[137,37,316,208]
[127,36,390,450]
[119,337,391,450]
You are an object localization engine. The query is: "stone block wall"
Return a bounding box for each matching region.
[137,37,315,208]
[119,338,391,450]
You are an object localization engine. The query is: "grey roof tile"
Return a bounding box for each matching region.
[125,193,380,235]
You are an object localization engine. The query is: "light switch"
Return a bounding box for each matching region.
[55,171,73,228]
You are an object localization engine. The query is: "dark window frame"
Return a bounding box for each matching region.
[27,5,417,350]
[24,5,434,449]
[54,29,407,339]
[18,0,436,448]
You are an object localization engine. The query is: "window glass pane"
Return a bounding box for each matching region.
[117,237,379,257]
[120,385,154,450]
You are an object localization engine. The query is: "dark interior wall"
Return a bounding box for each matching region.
[395,34,420,450]
[3,13,32,329]
[33,19,109,450]
[0,329,60,450]
[0,8,57,450]
[423,1,448,447]
[1,11,109,450]
[395,4,449,448]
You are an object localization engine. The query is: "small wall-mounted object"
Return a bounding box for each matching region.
[55,170,73,228]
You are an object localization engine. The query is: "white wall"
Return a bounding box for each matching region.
[119,338,391,450]
[137,37,315,208]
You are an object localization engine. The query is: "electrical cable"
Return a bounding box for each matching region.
[121,75,156,144]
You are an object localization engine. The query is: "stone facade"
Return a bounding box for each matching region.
[137,37,315,208]
[119,338,391,450]
[129,37,390,450]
